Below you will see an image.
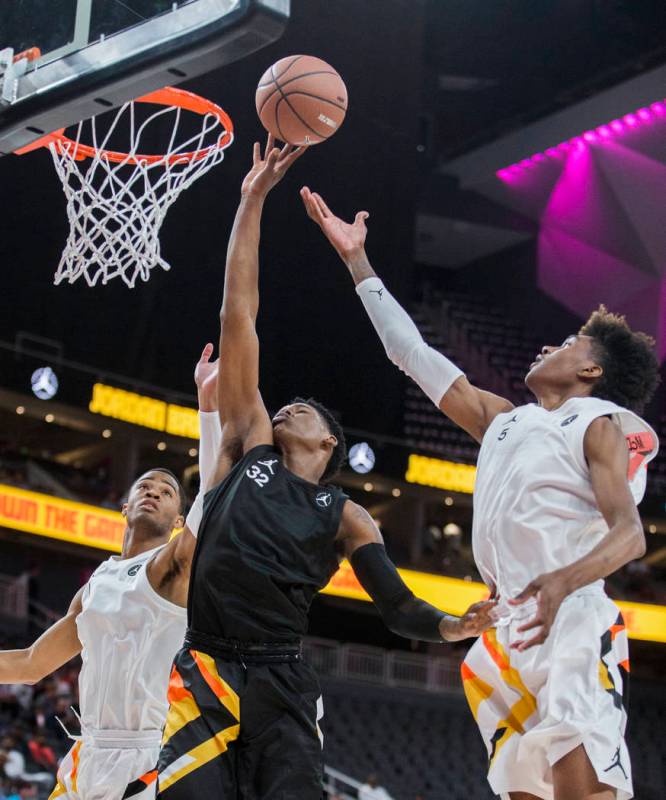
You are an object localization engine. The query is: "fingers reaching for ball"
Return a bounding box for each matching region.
[300,187,326,224]
[242,137,307,198]
[300,187,371,261]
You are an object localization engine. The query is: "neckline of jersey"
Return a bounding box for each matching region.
[282,462,328,491]
[265,443,328,490]
[531,396,580,414]
[109,543,163,563]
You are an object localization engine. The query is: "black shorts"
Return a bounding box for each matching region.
[156,643,324,799]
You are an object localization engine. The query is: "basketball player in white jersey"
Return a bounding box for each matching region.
[0,345,222,800]
[302,188,660,800]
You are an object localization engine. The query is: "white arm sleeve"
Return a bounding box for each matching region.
[184,411,222,538]
[355,277,464,407]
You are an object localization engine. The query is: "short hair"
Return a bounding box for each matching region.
[291,397,347,482]
[134,468,187,514]
[579,305,660,414]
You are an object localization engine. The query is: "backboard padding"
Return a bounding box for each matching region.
[0,0,289,155]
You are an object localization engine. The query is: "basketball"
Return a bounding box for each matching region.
[255,55,348,146]
[4,6,666,800]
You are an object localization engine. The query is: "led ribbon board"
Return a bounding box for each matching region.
[2,484,664,643]
[89,383,199,439]
[322,561,666,645]
[0,484,126,551]
[405,453,476,493]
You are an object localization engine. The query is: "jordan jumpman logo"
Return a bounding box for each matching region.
[603,746,628,780]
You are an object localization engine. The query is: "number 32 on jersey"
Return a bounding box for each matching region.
[246,459,278,488]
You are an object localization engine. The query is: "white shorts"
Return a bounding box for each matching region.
[49,730,161,800]
[462,590,632,800]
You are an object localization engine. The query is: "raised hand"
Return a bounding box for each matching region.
[241,135,306,199]
[194,343,219,412]
[439,599,498,642]
[301,186,369,261]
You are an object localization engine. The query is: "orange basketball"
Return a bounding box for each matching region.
[255,55,348,146]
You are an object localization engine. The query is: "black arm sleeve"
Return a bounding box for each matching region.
[350,542,446,643]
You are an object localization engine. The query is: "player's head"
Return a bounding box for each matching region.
[122,468,186,536]
[272,397,347,482]
[525,306,660,412]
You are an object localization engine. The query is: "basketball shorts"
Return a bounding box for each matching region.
[462,590,632,800]
[156,642,325,799]
[49,730,161,800]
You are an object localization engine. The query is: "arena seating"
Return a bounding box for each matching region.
[322,677,493,799]
[0,452,113,507]
[1,632,665,800]
[404,289,666,495]
[321,674,666,800]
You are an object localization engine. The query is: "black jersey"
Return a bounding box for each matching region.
[188,444,348,643]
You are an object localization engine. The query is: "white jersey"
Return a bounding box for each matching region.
[472,396,658,610]
[76,545,187,734]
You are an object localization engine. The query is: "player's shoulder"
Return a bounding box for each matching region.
[583,414,626,452]
[545,396,623,433]
[242,443,281,466]
[209,443,280,490]
[560,395,623,415]
[557,397,656,444]
[88,553,115,578]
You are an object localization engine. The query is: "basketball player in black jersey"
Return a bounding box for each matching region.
[156,137,497,799]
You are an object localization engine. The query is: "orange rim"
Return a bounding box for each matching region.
[15,86,233,165]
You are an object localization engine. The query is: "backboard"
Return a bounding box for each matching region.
[0,0,289,155]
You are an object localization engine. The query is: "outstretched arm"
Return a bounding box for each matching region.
[337,501,496,642]
[301,188,513,442]
[147,343,223,606]
[0,586,83,685]
[509,417,646,651]
[213,138,306,483]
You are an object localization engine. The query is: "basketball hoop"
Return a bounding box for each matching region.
[16,87,234,288]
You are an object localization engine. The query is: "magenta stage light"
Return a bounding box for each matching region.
[497,97,666,177]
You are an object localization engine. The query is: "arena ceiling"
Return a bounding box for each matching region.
[1,0,665,435]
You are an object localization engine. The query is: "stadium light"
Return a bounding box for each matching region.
[497,99,666,177]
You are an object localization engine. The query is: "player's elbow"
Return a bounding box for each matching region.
[219,306,251,326]
[619,517,646,561]
[630,523,646,560]
[384,330,421,363]
[384,614,415,641]
[23,648,46,685]
[380,607,404,638]
[370,595,412,639]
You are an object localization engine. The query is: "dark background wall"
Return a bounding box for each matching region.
[0,0,426,435]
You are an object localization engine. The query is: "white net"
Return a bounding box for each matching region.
[49,96,233,288]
